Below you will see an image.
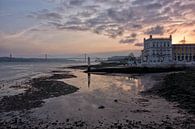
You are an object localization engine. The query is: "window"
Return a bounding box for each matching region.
[182,56,184,60]
[189,56,192,61]
[185,56,188,60]
[178,56,180,61]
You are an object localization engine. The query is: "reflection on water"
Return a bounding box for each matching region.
[34,70,148,123]
[88,73,91,88]
[31,70,181,126]
[65,70,145,96]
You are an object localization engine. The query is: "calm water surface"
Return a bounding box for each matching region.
[0,62,75,96]
[31,69,183,125]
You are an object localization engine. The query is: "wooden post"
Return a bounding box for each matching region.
[88,57,90,72]
[45,54,48,60]
[9,53,12,61]
[85,54,87,63]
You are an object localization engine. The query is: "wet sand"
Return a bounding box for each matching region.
[144,71,195,115]
[0,73,78,112]
[0,69,194,129]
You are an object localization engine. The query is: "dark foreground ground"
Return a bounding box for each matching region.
[144,70,195,115]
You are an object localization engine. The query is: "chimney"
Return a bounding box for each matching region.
[170,35,172,40]
[150,35,152,39]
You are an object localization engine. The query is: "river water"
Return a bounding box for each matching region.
[0,62,75,96]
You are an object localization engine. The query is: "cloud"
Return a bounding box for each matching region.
[106,7,134,23]
[19,0,195,46]
[145,25,165,35]
[120,38,136,44]
[58,25,89,31]
[134,43,143,47]
[146,3,162,10]
[132,0,154,5]
[69,0,85,6]
[36,0,195,38]
[29,9,63,21]
[167,28,177,35]
[131,33,137,38]
[24,0,195,48]
[132,24,142,29]
[119,33,137,44]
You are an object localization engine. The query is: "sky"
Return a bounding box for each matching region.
[0,0,195,57]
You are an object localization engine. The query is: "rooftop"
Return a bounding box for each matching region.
[173,43,195,46]
[144,35,172,41]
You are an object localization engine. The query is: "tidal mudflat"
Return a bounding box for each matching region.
[0,68,194,129]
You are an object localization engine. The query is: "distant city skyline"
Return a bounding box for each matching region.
[0,0,195,57]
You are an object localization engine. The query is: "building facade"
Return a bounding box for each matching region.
[141,35,173,65]
[172,44,195,63]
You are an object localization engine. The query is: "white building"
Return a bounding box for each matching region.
[141,35,173,66]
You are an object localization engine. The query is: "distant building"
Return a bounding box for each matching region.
[107,56,128,61]
[100,54,137,65]
[141,35,172,65]
[172,44,195,63]
[105,56,129,64]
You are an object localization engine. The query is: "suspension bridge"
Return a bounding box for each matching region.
[61,54,107,62]
[5,53,107,63]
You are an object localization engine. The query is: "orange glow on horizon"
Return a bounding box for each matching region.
[172,35,195,44]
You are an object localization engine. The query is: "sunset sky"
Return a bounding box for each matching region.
[0,0,195,57]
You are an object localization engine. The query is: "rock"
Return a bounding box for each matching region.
[98,106,105,109]
[114,99,118,102]
[118,125,122,129]
[165,126,173,129]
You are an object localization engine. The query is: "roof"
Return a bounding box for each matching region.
[145,38,171,41]
[144,35,172,42]
[173,44,195,46]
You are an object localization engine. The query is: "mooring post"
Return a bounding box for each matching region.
[85,53,87,63]
[88,57,90,72]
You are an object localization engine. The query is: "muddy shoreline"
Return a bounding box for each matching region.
[66,64,188,74]
[0,73,79,113]
[143,70,195,115]
[0,67,195,129]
